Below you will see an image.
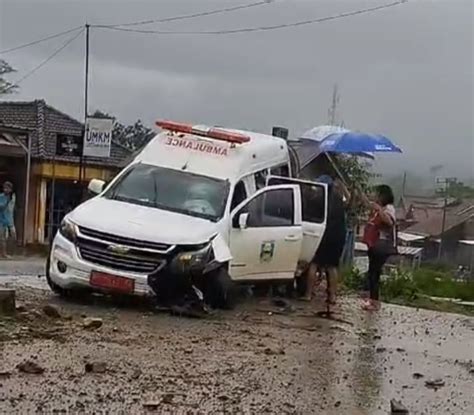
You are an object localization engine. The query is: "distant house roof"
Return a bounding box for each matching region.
[398,232,426,242]
[355,242,423,257]
[0,121,31,150]
[400,195,458,209]
[404,200,474,237]
[0,100,131,167]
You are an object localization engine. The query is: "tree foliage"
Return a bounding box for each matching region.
[333,154,374,220]
[91,110,155,151]
[0,59,18,95]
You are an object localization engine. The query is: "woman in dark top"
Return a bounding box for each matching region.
[303,175,348,304]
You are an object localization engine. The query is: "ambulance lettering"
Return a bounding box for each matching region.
[164,136,228,156]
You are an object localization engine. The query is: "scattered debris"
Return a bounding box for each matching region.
[376,347,387,353]
[83,317,103,330]
[15,304,27,313]
[42,304,62,319]
[425,378,445,389]
[390,399,409,414]
[272,298,290,308]
[16,360,45,375]
[271,298,295,313]
[169,304,208,319]
[131,368,141,380]
[263,347,285,356]
[27,310,43,320]
[218,394,230,402]
[329,325,349,333]
[162,393,174,404]
[143,401,161,411]
[0,369,12,378]
[84,361,107,374]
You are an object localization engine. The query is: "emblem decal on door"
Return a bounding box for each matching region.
[260,241,275,263]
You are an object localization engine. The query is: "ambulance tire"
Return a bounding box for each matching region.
[45,254,68,297]
[295,276,307,297]
[45,253,81,298]
[206,267,237,310]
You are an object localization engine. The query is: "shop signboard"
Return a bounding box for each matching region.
[83,117,113,158]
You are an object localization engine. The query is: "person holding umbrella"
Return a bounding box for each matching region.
[360,185,397,311]
[297,126,402,309]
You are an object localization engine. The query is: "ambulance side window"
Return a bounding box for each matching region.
[241,188,294,227]
[270,164,290,177]
[230,181,247,211]
[255,169,269,190]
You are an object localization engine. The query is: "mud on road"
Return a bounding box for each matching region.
[1,285,473,414]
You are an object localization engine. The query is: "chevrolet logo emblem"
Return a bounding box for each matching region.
[107,244,130,255]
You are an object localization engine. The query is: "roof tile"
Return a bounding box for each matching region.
[0,100,131,166]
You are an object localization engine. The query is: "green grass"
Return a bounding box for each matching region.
[341,265,474,316]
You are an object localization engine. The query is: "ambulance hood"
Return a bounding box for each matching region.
[69,196,219,246]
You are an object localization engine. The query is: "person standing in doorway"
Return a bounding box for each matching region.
[303,175,347,306]
[361,185,397,311]
[0,181,16,258]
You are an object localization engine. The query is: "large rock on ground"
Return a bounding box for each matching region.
[0,289,15,315]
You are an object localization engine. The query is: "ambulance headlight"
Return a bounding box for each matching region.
[59,218,77,243]
[173,242,213,272]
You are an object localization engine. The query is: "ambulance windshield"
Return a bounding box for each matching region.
[104,164,229,222]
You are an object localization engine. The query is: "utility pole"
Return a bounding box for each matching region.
[437,177,457,261]
[402,171,407,198]
[327,84,340,126]
[79,24,90,197]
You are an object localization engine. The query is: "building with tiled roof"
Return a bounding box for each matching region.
[0,100,132,245]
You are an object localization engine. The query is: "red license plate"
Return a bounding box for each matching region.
[90,272,135,294]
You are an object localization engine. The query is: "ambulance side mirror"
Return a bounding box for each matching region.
[88,179,105,195]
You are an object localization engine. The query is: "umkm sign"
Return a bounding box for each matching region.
[83,117,114,158]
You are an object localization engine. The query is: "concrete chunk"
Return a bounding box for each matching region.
[0,289,15,315]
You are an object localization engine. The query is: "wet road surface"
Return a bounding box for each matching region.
[0,257,45,278]
[1,274,473,414]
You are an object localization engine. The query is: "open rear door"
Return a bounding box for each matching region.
[266,176,327,264]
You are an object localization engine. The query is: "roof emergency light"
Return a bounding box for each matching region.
[156,120,250,144]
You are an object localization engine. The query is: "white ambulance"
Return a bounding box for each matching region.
[47,121,327,308]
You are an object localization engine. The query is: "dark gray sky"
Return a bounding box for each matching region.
[1,0,473,179]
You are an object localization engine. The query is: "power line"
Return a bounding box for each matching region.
[0,1,277,57]
[4,28,84,92]
[0,25,84,55]
[96,0,407,35]
[95,0,277,28]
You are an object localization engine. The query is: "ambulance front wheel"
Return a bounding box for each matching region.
[205,266,237,310]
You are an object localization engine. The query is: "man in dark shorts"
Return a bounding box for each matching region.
[303,175,347,304]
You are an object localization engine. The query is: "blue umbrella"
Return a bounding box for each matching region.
[319,131,402,153]
[299,125,375,159]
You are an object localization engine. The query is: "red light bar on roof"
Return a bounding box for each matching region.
[156,120,250,144]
